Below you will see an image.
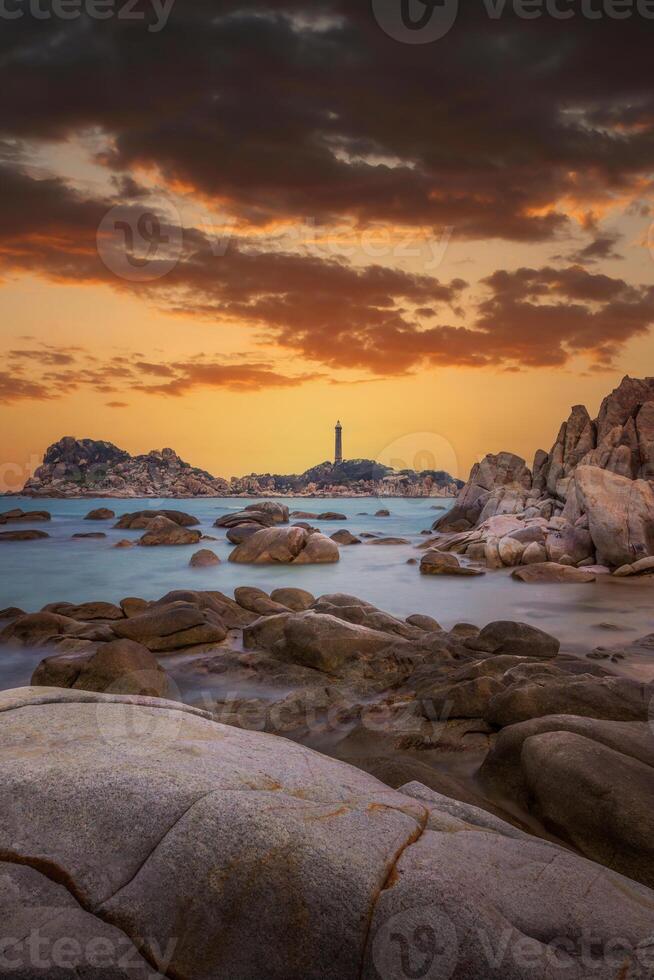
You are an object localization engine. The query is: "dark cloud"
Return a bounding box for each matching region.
[1,2,653,241]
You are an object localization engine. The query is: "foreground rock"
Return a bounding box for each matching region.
[32,639,170,698]
[481,715,654,888]
[0,688,652,980]
[229,526,339,565]
[112,601,227,651]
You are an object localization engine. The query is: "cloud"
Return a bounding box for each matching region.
[1,2,653,242]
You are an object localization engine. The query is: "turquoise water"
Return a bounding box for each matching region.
[1,496,654,673]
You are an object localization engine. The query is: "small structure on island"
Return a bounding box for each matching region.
[334,420,343,465]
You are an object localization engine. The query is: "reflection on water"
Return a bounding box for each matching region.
[1,495,653,685]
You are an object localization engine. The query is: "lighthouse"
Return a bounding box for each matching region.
[334,420,343,464]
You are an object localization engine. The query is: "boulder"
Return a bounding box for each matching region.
[1,688,652,980]
[41,600,124,621]
[511,562,596,583]
[406,614,442,632]
[242,612,294,652]
[465,621,560,660]
[497,535,524,566]
[435,452,532,531]
[72,531,107,539]
[0,529,49,541]
[0,612,85,647]
[375,509,391,517]
[84,507,115,520]
[282,612,400,674]
[0,607,25,620]
[243,501,289,524]
[229,527,339,565]
[520,541,548,564]
[270,588,315,611]
[234,587,290,616]
[330,530,361,545]
[114,538,135,548]
[112,602,227,652]
[420,550,485,576]
[575,465,654,567]
[137,516,202,547]
[485,675,652,727]
[116,510,200,529]
[226,524,261,545]
[366,537,409,546]
[317,512,347,521]
[215,510,277,529]
[33,639,170,698]
[0,508,51,523]
[190,549,220,567]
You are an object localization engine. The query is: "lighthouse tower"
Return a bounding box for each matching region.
[334,420,343,464]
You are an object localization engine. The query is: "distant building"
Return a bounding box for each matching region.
[334,420,343,464]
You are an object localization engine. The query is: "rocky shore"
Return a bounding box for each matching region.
[428,376,654,579]
[1,585,652,904]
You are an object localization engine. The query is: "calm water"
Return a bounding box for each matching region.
[1,495,653,682]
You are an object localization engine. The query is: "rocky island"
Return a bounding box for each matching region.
[19,437,462,499]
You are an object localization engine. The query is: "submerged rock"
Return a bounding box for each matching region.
[511,562,596,583]
[190,549,220,567]
[420,550,485,576]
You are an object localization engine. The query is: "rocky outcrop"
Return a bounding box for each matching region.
[0,529,49,541]
[229,526,339,565]
[0,687,653,980]
[22,437,230,497]
[137,516,202,547]
[436,452,532,532]
[574,465,654,567]
[433,376,654,570]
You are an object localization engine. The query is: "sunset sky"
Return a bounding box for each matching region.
[2,1,654,489]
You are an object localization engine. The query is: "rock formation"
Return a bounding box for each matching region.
[22,437,231,497]
[435,376,654,571]
[0,686,652,979]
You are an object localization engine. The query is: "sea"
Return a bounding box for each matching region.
[1,495,653,688]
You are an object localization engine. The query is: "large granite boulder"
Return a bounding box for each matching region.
[2,689,652,980]
[32,639,170,698]
[420,550,484,576]
[281,612,403,674]
[229,527,339,565]
[137,517,202,547]
[574,464,654,567]
[112,601,227,651]
[481,715,654,888]
[484,675,653,727]
[435,452,532,531]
